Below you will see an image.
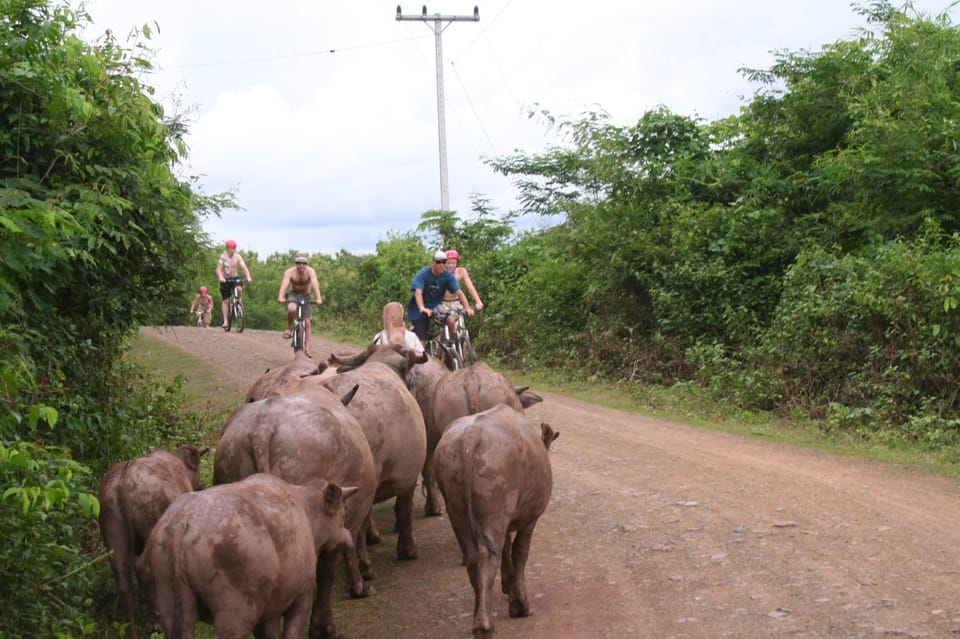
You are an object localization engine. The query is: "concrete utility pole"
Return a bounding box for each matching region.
[396,5,479,211]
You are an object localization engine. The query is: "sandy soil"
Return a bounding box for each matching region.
[142,326,960,639]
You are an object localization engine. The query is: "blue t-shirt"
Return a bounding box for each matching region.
[408,266,460,320]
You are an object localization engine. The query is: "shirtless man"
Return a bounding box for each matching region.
[440,249,483,337]
[277,252,323,357]
[215,239,253,330]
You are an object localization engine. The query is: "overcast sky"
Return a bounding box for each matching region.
[80,0,959,258]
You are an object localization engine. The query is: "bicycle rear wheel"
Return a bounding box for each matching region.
[234,302,245,333]
[460,329,476,365]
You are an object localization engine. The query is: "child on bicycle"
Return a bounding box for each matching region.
[277,252,323,357]
[188,286,214,327]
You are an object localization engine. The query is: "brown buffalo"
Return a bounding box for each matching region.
[325,344,428,564]
[433,404,559,638]
[98,445,208,639]
[213,386,377,639]
[424,362,543,516]
[404,354,451,516]
[135,473,357,639]
[245,351,328,402]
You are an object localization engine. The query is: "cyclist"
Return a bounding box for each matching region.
[188,286,214,327]
[277,252,323,357]
[408,249,473,348]
[216,239,253,330]
[441,248,483,338]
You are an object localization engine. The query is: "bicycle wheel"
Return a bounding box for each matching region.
[460,329,476,365]
[234,302,245,333]
[292,321,305,353]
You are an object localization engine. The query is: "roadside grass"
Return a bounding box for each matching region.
[493,358,960,481]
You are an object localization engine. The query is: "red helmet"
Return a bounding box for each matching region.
[445,249,460,260]
[199,286,207,294]
[225,239,237,249]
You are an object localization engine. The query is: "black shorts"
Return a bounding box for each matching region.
[220,277,242,300]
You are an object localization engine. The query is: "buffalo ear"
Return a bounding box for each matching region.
[517,387,543,409]
[323,482,344,515]
[332,383,360,406]
[540,423,559,450]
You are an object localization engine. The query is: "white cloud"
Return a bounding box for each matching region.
[81,0,960,256]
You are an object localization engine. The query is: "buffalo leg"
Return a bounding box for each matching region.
[310,551,345,639]
[394,486,419,560]
[506,523,536,618]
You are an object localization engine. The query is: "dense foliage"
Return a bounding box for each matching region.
[0,1,230,635]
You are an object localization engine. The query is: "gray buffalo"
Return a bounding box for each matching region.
[98,445,208,639]
[135,473,357,639]
[424,362,543,516]
[245,351,328,402]
[213,386,376,639]
[325,343,428,565]
[434,404,559,638]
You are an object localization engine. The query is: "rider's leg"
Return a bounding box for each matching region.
[285,302,296,336]
[221,298,229,327]
[305,318,312,355]
[446,316,457,344]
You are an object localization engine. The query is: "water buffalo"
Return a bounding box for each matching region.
[433,404,559,638]
[245,351,329,402]
[213,386,376,639]
[424,362,543,516]
[325,344,428,564]
[98,445,208,639]
[404,354,451,516]
[135,473,357,639]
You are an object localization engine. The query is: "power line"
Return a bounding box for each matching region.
[172,34,430,68]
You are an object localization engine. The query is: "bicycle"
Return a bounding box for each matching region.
[224,278,245,333]
[426,309,466,370]
[283,298,318,355]
[193,309,206,328]
[450,307,476,366]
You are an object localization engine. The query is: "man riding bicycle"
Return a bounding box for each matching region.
[277,252,323,357]
[408,249,473,348]
[216,239,253,330]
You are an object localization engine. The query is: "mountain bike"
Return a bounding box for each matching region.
[426,309,465,370]
[283,298,318,355]
[224,278,245,333]
[450,307,476,366]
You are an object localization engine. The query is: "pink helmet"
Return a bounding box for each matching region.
[445,249,460,260]
[225,239,237,249]
[199,286,207,294]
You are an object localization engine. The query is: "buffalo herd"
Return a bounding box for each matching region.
[99,306,559,639]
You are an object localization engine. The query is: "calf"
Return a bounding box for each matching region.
[98,445,208,639]
[135,473,357,639]
[434,404,559,638]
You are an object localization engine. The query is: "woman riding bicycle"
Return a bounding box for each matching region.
[277,252,323,357]
[440,249,483,337]
[188,286,214,327]
[216,239,253,330]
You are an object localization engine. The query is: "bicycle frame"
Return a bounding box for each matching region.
[286,298,316,353]
[225,278,245,333]
[426,309,465,370]
[194,309,206,327]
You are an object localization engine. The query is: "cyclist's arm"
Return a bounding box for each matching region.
[413,289,430,315]
[456,288,473,314]
[277,270,291,303]
[310,269,323,304]
[459,267,483,308]
[239,255,253,283]
[216,262,225,283]
[189,295,198,313]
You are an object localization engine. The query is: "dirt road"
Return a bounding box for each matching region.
[142,326,960,638]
